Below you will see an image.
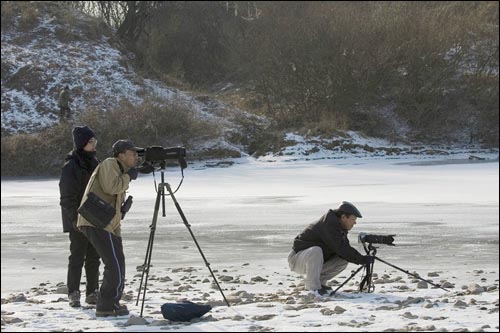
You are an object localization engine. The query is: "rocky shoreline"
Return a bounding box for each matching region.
[2,264,499,332]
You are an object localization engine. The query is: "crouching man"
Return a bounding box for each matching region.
[288,201,373,296]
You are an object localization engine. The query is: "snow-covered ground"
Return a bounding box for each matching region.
[257,131,499,164]
[1,156,499,331]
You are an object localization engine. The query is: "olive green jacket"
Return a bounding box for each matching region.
[77,157,131,237]
[58,89,70,107]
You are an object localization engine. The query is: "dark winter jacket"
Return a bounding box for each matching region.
[292,209,369,265]
[59,149,99,232]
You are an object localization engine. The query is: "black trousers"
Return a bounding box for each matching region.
[80,226,125,310]
[67,229,100,296]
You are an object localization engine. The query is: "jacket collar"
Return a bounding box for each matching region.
[328,209,348,234]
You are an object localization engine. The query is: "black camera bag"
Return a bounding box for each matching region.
[78,192,116,228]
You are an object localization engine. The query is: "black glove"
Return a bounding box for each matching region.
[137,161,155,174]
[364,255,375,265]
[127,167,138,180]
[121,196,133,219]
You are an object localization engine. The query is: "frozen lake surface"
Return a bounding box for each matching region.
[1,157,499,332]
[2,157,498,293]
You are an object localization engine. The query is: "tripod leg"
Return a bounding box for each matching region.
[136,183,163,317]
[331,264,365,295]
[136,228,154,306]
[374,256,449,292]
[359,262,375,292]
[165,183,231,307]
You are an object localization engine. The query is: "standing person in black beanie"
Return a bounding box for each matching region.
[59,126,101,307]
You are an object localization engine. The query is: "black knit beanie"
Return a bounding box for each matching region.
[72,126,95,150]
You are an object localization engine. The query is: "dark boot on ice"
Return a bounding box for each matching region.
[68,290,81,307]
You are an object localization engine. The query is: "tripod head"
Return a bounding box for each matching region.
[358,232,396,254]
[138,151,188,217]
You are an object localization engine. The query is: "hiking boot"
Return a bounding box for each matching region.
[68,290,81,308]
[321,285,333,292]
[85,291,99,305]
[95,308,116,317]
[96,304,129,317]
[311,287,332,297]
[114,304,129,316]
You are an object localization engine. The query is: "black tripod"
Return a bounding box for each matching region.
[136,170,230,317]
[331,242,450,295]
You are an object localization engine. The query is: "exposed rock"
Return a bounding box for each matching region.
[251,276,268,283]
[252,314,276,321]
[454,300,468,308]
[219,276,234,282]
[54,286,68,294]
[441,281,454,288]
[333,306,347,314]
[149,320,169,326]
[11,294,27,302]
[402,297,425,306]
[2,317,23,324]
[417,281,428,289]
[468,284,485,295]
[125,315,149,326]
[402,312,418,319]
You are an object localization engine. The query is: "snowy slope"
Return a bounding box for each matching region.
[1,2,265,157]
[1,2,497,164]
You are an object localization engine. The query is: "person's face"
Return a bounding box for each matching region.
[83,137,97,152]
[340,214,357,231]
[118,150,139,168]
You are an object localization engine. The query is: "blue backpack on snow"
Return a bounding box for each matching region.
[161,301,212,322]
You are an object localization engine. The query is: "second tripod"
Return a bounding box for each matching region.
[331,243,450,295]
[135,171,230,317]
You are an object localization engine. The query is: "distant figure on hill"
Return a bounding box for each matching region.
[58,85,71,122]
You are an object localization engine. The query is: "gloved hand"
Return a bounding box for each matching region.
[364,255,375,265]
[127,167,138,180]
[137,161,155,174]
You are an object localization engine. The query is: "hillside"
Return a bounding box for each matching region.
[1,2,498,176]
[1,2,265,156]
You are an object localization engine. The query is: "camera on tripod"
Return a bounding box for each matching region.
[136,146,230,316]
[138,146,187,169]
[331,232,449,295]
[358,232,396,246]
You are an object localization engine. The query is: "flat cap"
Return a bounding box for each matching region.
[333,201,362,218]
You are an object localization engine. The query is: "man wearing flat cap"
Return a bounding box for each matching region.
[288,201,373,296]
[77,139,142,317]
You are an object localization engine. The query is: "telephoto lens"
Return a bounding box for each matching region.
[358,233,395,245]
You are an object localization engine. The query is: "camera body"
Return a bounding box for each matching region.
[138,146,187,169]
[358,232,396,246]
[138,146,186,162]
